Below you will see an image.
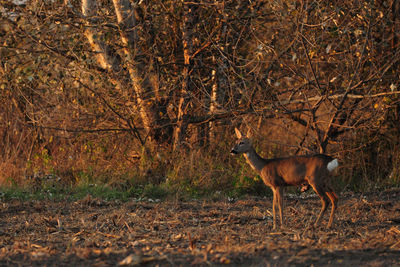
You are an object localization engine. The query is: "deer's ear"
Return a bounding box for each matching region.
[246,128,253,138]
[234,127,243,139]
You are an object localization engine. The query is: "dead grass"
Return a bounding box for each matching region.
[0,161,25,186]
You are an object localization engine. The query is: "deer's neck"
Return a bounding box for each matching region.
[244,147,267,173]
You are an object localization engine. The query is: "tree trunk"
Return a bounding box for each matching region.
[209,6,228,147]
[173,1,194,151]
[112,0,159,143]
[208,68,218,145]
[82,0,120,71]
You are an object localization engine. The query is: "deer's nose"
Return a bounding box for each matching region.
[230,149,238,155]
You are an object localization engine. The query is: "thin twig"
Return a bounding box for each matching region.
[322,8,373,145]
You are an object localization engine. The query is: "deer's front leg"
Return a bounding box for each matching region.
[272,188,277,229]
[276,187,284,227]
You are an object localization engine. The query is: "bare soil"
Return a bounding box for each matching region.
[1,190,400,266]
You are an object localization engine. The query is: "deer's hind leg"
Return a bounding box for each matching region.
[309,183,330,227]
[326,188,338,228]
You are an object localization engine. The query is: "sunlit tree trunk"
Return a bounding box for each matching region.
[208,68,218,145]
[112,0,158,142]
[81,0,119,71]
[209,5,228,146]
[82,0,160,145]
[173,1,193,151]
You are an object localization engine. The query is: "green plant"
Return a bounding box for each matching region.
[142,183,168,199]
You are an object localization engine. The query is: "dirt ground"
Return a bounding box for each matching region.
[1,189,400,266]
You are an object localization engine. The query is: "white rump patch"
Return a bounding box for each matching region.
[327,159,339,172]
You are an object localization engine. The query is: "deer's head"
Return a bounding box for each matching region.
[231,128,253,155]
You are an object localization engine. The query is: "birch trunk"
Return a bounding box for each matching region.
[81,0,119,71]
[173,2,193,151]
[112,0,156,138]
[209,7,228,146]
[209,68,218,144]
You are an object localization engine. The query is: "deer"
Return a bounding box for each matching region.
[230,128,339,229]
